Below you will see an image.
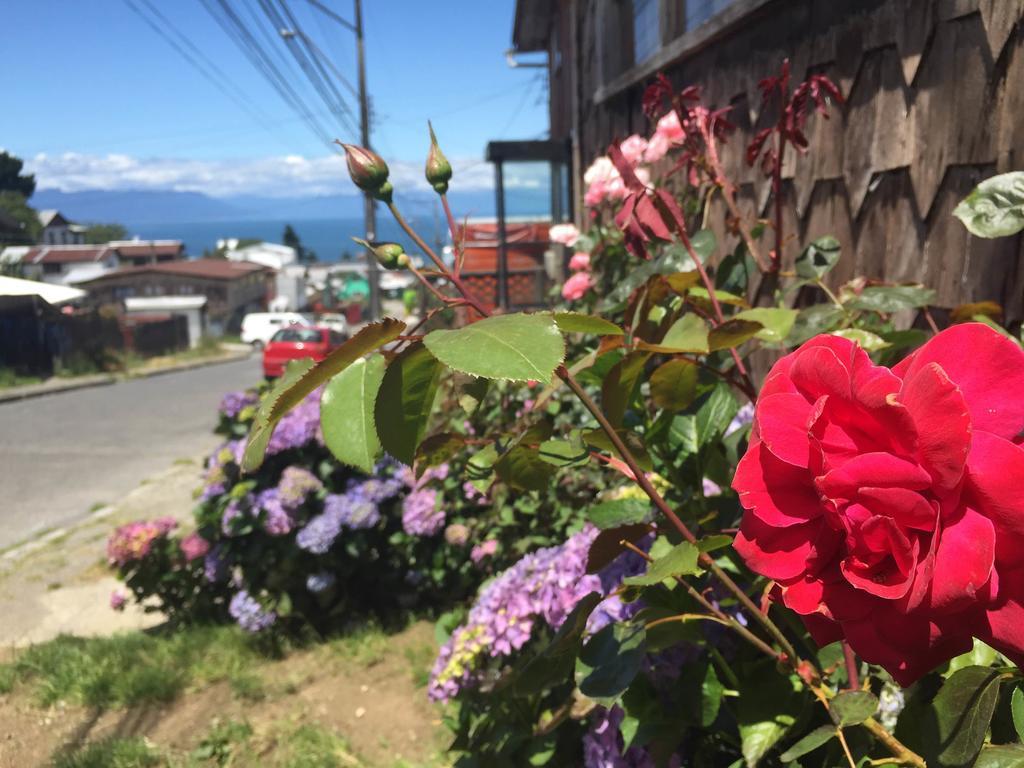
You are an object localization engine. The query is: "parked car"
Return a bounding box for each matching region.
[241,312,311,348]
[262,326,346,378]
[315,312,350,338]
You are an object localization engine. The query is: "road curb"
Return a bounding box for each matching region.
[0,350,252,404]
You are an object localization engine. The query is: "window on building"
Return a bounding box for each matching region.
[633,0,660,64]
[685,0,738,31]
[43,262,62,274]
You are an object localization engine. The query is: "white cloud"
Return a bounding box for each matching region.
[26,151,496,198]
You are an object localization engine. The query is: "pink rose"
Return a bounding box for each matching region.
[654,110,684,142]
[584,156,616,186]
[561,272,593,302]
[569,252,591,272]
[643,131,672,164]
[733,324,1024,685]
[585,179,610,207]
[548,223,581,247]
[619,134,648,165]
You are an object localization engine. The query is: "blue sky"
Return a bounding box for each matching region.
[3,0,548,197]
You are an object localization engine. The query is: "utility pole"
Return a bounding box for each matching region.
[353,0,380,320]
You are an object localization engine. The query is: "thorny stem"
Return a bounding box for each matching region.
[382,199,927,768]
[843,641,860,691]
[697,118,771,274]
[439,194,463,276]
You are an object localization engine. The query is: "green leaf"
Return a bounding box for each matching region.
[600,241,706,308]
[414,432,465,477]
[553,312,624,335]
[537,436,590,468]
[514,592,601,695]
[795,235,841,279]
[575,623,646,705]
[702,664,724,727]
[423,312,565,382]
[787,304,845,345]
[649,358,698,411]
[699,534,734,552]
[734,308,798,343]
[953,171,1024,238]
[846,284,936,313]
[974,745,1024,768]
[668,414,698,455]
[708,318,763,351]
[696,384,739,446]
[582,428,654,472]
[831,328,891,351]
[830,690,878,726]
[947,638,1000,676]
[374,343,444,465]
[602,351,649,428]
[588,499,650,529]
[651,313,710,353]
[737,666,800,767]
[458,377,488,414]
[928,665,1004,768]
[1011,687,1024,742]
[585,523,652,573]
[688,286,749,307]
[320,353,387,473]
[494,445,556,491]
[623,541,701,586]
[779,725,837,761]
[242,318,404,472]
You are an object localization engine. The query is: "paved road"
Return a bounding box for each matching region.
[0,356,263,550]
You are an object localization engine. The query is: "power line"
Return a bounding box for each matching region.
[199,0,336,148]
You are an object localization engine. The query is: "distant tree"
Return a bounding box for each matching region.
[283,224,316,263]
[0,152,35,198]
[0,191,41,244]
[83,222,128,244]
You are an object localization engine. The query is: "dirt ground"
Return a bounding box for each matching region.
[0,621,447,767]
[0,458,450,767]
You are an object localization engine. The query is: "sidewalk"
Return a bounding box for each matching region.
[0,347,252,404]
[0,458,206,647]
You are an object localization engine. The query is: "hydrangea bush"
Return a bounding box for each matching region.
[118,60,1024,767]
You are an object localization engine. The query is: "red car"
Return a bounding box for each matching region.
[262,326,346,378]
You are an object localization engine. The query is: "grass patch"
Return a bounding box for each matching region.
[325,623,389,667]
[0,625,273,709]
[269,721,358,768]
[0,367,42,389]
[51,737,165,768]
[403,642,436,689]
[189,718,254,766]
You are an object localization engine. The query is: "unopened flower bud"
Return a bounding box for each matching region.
[372,180,393,205]
[353,238,407,270]
[425,121,452,194]
[337,141,389,193]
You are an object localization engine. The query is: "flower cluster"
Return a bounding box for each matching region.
[179,532,210,562]
[229,589,276,632]
[107,516,178,566]
[584,706,681,768]
[219,389,259,420]
[277,466,323,508]
[295,471,403,553]
[200,441,243,500]
[428,525,642,702]
[265,389,322,455]
[400,464,448,536]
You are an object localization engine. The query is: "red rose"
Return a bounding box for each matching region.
[732,323,1024,685]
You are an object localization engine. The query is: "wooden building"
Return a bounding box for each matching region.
[513,0,1024,320]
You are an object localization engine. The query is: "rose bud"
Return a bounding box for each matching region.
[337,141,389,192]
[372,180,394,205]
[425,121,452,194]
[352,238,408,270]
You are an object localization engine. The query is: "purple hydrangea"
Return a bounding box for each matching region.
[219,389,259,419]
[265,390,322,455]
[203,544,228,583]
[306,571,337,593]
[429,526,628,702]
[402,487,444,536]
[584,706,681,768]
[200,440,244,500]
[296,505,345,554]
[221,495,253,536]
[278,466,323,509]
[256,488,293,536]
[332,486,382,530]
[229,590,277,632]
[726,402,754,436]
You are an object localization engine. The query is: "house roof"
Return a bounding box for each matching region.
[37,210,71,228]
[25,245,116,265]
[80,258,271,284]
[512,0,553,52]
[108,240,184,258]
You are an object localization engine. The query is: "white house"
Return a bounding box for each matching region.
[224,241,307,312]
[38,210,86,246]
[125,295,208,348]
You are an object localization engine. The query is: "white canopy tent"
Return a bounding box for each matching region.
[0,275,86,305]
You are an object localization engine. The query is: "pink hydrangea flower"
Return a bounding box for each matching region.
[561,271,593,302]
[471,539,498,565]
[180,532,211,562]
[568,252,591,272]
[110,590,127,612]
[548,223,580,247]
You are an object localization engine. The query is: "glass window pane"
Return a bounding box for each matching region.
[633,0,660,63]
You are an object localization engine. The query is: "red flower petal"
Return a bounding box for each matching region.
[966,430,1024,567]
[817,453,931,501]
[756,392,816,468]
[733,440,822,527]
[928,506,995,614]
[978,566,1024,667]
[893,323,1024,440]
[899,361,971,493]
[857,487,937,531]
[735,512,840,581]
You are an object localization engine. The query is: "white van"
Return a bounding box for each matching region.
[240,312,311,348]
